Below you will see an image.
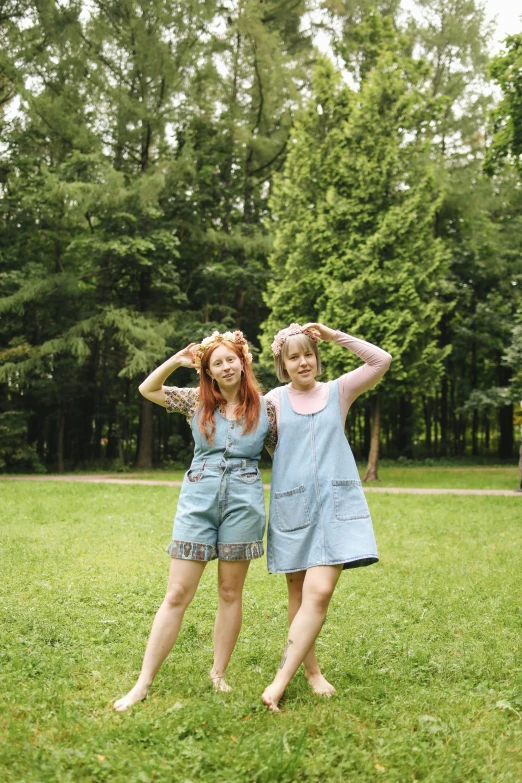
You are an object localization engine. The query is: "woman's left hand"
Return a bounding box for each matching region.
[302,322,337,342]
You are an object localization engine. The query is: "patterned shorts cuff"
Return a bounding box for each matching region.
[217,541,264,561]
[166,540,218,561]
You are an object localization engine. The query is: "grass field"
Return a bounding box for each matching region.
[23,464,521,490]
[361,465,520,491]
[1,482,521,782]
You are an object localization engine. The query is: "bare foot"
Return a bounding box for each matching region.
[209,670,232,692]
[261,686,281,712]
[305,670,336,696]
[113,683,149,712]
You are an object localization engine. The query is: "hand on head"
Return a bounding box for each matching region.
[176,343,198,368]
[301,323,336,342]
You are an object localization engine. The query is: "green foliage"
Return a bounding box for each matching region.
[0,0,521,468]
[486,33,522,173]
[0,411,44,472]
[0,0,313,470]
[412,0,493,158]
[261,41,451,397]
[504,310,522,400]
[436,164,522,454]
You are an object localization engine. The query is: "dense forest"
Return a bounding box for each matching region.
[1,0,521,474]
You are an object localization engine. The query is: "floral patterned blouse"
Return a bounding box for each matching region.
[164,387,277,453]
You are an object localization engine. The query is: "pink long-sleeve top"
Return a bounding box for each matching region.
[265,332,392,430]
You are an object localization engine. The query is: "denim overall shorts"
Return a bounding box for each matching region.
[167,399,269,561]
[267,379,378,573]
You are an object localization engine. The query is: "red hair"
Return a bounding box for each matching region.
[198,341,262,443]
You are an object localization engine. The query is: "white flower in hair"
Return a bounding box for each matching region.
[193,329,253,373]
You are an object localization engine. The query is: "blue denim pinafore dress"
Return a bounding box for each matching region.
[168,399,269,562]
[267,379,378,573]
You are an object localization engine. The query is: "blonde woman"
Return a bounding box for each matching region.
[262,323,391,711]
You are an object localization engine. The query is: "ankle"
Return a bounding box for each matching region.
[136,676,153,690]
[264,683,284,703]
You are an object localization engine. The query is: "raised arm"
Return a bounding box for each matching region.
[302,323,392,406]
[334,332,392,405]
[138,344,197,407]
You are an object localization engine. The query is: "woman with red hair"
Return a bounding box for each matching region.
[114,331,275,711]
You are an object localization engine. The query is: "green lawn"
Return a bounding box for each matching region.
[359,465,520,491]
[1,483,521,782]
[33,464,521,490]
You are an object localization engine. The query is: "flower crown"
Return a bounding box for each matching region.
[271,323,319,357]
[193,330,253,373]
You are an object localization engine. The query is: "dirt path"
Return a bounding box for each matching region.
[1,474,520,496]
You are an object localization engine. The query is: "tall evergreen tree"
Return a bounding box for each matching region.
[394,0,518,459]
[486,32,522,173]
[261,17,450,479]
[0,0,314,471]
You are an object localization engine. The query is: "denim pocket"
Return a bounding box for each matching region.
[238,467,259,484]
[186,468,203,483]
[332,479,370,521]
[274,486,311,532]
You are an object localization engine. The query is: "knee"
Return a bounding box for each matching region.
[218,581,242,605]
[164,582,192,610]
[304,584,335,613]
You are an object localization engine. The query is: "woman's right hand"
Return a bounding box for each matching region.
[174,343,197,369]
[139,343,198,407]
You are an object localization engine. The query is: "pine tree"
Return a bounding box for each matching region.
[0,0,314,470]
[486,32,522,174]
[261,17,451,479]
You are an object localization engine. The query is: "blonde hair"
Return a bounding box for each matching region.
[274,333,322,383]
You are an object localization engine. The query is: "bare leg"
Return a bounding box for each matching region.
[286,572,336,696]
[114,558,207,711]
[261,565,342,712]
[210,559,250,691]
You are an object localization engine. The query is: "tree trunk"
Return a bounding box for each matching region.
[93,415,103,460]
[451,379,460,455]
[460,413,467,455]
[498,404,514,459]
[58,410,65,473]
[363,396,381,482]
[118,431,125,466]
[363,404,371,459]
[433,394,439,455]
[398,396,414,458]
[422,395,432,453]
[136,397,154,469]
[440,376,448,456]
[471,338,478,455]
[472,409,479,456]
[106,419,117,459]
[497,357,513,459]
